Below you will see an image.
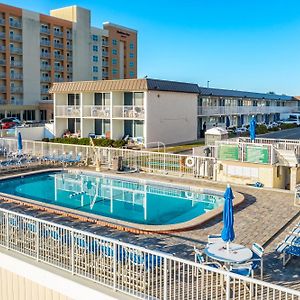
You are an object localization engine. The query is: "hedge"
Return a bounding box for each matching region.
[42,137,126,148]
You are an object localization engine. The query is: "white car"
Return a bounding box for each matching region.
[235,127,247,134]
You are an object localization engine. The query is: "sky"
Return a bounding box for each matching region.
[3,0,300,95]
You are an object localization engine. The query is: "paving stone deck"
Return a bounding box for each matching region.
[0,168,299,291]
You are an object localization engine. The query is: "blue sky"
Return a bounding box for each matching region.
[4,0,300,95]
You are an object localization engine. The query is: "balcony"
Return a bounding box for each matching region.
[54,42,63,49]
[10,86,23,93]
[53,31,63,37]
[11,98,23,105]
[40,27,50,34]
[41,64,51,71]
[0,46,6,52]
[67,67,73,73]
[0,59,6,66]
[67,33,72,39]
[40,40,50,47]
[66,44,72,51]
[9,20,21,28]
[41,76,51,82]
[0,32,5,39]
[10,47,22,54]
[0,72,6,79]
[54,54,64,60]
[83,105,110,118]
[112,106,145,119]
[198,105,296,116]
[102,51,108,57]
[41,88,49,94]
[102,40,108,46]
[102,71,108,78]
[10,61,22,67]
[40,52,50,58]
[56,105,80,117]
[10,73,23,80]
[0,86,6,92]
[54,65,64,72]
[0,19,5,26]
[53,77,65,82]
[67,56,72,62]
[9,34,22,42]
[102,61,108,67]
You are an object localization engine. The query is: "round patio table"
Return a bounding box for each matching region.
[204,242,252,264]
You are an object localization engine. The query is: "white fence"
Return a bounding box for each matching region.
[0,138,216,179]
[0,207,299,300]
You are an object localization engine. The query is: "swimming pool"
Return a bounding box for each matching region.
[0,171,225,227]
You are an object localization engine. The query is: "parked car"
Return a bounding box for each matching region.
[235,127,247,134]
[0,117,21,129]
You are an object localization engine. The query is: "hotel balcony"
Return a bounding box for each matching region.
[40,52,50,59]
[102,71,108,78]
[197,105,295,116]
[54,42,63,49]
[112,106,145,119]
[40,27,50,35]
[0,59,6,66]
[53,31,63,38]
[0,86,6,92]
[9,34,22,42]
[0,32,5,39]
[67,33,72,40]
[102,51,108,57]
[82,105,110,118]
[102,40,109,46]
[41,88,49,94]
[0,72,6,79]
[0,46,6,52]
[11,98,23,105]
[10,86,23,93]
[41,76,51,82]
[40,40,50,47]
[0,19,5,26]
[53,78,65,82]
[54,65,64,72]
[102,61,108,67]
[56,105,80,118]
[10,61,22,67]
[10,47,22,54]
[67,56,72,62]
[67,67,73,73]
[9,20,21,28]
[54,54,64,60]
[10,73,23,80]
[41,64,51,71]
[66,44,72,51]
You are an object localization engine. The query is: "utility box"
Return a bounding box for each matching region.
[205,127,228,145]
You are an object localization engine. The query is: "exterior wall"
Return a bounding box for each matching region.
[22,9,40,105]
[146,91,197,145]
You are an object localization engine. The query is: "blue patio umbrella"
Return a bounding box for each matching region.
[225,116,230,128]
[17,132,22,153]
[249,115,256,142]
[221,184,235,250]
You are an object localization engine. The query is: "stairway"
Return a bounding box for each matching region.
[276,149,299,167]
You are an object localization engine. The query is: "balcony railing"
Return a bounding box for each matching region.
[9,20,21,28]
[198,105,296,116]
[112,106,145,119]
[67,56,72,62]
[53,30,63,37]
[40,52,50,58]
[56,105,80,117]
[11,98,23,105]
[66,44,72,50]
[54,54,64,60]
[41,88,49,94]
[41,64,51,71]
[102,71,108,78]
[10,47,22,54]
[40,40,50,46]
[67,67,73,73]
[102,40,108,46]
[102,51,108,57]
[41,76,51,82]
[0,46,6,52]
[67,33,72,40]
[0,72,6,79]
[40,27,50,34]
[83,105,110,118]
[0,86,6,92]
[9,34,22,42]
[0,32,5,39]
[54,65,64,72]
[0,19,5,25]
[10,61,22,67]
[53,77,65,82]
[10,86,23,93]
[102,61,108,67]
[10,73,23,80]
[0,59,6,65]
[54,42,63,49]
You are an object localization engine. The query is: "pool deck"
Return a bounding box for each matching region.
[0,167,299,291]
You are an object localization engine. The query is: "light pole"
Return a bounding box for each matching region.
[207,80,210,88]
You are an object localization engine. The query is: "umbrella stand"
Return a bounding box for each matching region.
[227,241,230,251]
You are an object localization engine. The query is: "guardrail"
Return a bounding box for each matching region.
[0,138,216,179]
[0,207,299,300]
[295,184,300,207]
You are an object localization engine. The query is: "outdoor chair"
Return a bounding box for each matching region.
[225,262,254,277]
[276,239,300,266]
[207,234,223,244]
[249,243,264,280]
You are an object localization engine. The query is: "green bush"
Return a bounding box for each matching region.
[48,137,126,148]
[256,124,268,134]
[42,138,49,142]
[268,126,280,132]
[279,123,297,130]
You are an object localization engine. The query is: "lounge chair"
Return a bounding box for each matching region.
[249,243,264,280]
[207,234,223,244]
[225,262,254,277]
[277,242,300,266]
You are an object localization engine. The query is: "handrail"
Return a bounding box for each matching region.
[0,206,299,299]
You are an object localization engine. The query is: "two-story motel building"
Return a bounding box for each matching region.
[50,78,297,146]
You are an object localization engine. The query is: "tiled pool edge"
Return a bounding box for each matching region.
[0,168,245,234]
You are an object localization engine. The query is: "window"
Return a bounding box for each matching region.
[130,42,134,49]
[93,55,98,62]
[23,110,36,121]
[112,49,117,55]
[129,71,135,77]
[40,110,47,121]
[112,69,118,75]
[68,94,80,106]
[93,76,98,80]
[129,53,134,58]
[134,92,144,106]
[92,34,98,41]
[93,45,98,52]
[93,66,98,72]
[112,39,117,45]
[129,61,134,68]
[112,58,117,65]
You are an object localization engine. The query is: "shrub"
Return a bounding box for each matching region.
[42,138,49,142]
[256,124,268,134]
[279,123,297,130]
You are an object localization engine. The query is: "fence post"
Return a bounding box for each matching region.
[71,230,74,275]
[6,213,9,249]
[36,221,39,261]
[225,274,231,300]
[163,257,168,300]
[113,242,117,291]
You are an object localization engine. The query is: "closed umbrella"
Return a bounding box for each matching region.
[221,184,235,251]
[17,132,22,154]
[225,116,230,128]
[249,115,256,142]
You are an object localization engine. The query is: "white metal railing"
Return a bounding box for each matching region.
[56,105,81,118]
[0,207,299,300]
[112,106,145,119]
[83,105,111,118]
[198,106,295,116]
[0,139,216,179]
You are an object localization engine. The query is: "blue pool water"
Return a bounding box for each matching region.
[0,172,224,225]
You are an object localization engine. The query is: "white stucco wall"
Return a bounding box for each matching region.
[22,10,40,105]
[145,91,198,145]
